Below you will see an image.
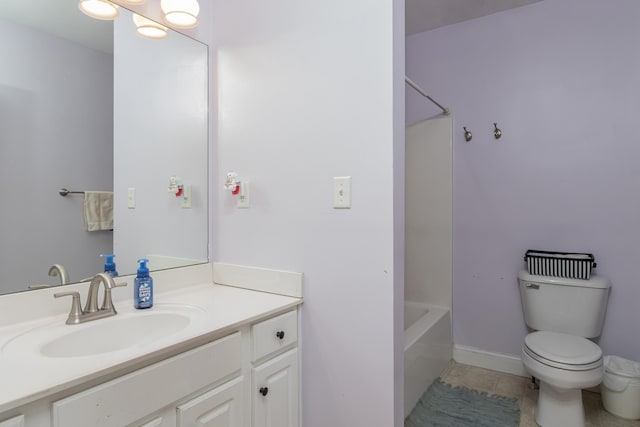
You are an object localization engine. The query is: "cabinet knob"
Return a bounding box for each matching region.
[259,386,269,396]
[276,330,285,340]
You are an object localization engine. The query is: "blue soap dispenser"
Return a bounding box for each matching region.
[134,258,153,309]
[100,254,118,277]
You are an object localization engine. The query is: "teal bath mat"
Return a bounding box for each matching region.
[405,379,520,427]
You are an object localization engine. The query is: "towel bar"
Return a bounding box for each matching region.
[59,188,84,197]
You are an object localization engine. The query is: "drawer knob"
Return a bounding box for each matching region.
[276,330,285,340]
[259,387,269,396]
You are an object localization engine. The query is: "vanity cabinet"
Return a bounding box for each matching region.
[0,308,300,427]
[251,310,299,427]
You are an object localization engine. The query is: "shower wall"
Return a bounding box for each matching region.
[405,117,453,309]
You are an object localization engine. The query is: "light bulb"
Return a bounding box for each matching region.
[133,14,168,39]
[160,0,200,29]
[78,0,119,20]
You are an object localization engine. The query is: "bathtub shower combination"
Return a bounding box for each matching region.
[404,115,453,416]
[404,301,453,417]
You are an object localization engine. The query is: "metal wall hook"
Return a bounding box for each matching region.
[493,123,503,139]
[463,127,473,142]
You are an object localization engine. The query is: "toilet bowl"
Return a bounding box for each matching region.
[522,331,603,427]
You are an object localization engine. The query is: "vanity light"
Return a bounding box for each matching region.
[78,0,119,20]
[133,14,168,39]
[160,0,200,29]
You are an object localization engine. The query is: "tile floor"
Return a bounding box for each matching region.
[440,361,640,427]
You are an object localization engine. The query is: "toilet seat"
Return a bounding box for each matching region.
[524,331,602,371]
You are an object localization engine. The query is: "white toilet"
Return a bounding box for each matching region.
[518,270,611,427]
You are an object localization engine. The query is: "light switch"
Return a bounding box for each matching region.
[333,176,351,209]
[237,181,250,208]
[181,185,192,209]
[127,187,135,209]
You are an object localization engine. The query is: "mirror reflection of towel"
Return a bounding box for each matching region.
[83,191,113,231]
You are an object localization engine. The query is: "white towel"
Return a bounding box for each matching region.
[83,191,114,231]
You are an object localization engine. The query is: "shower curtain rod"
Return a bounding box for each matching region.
[405,76,450,116]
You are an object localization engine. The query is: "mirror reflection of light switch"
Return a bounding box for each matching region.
[237,181,250,209]
[128,187,135,209]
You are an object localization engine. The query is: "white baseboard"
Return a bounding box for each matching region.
[453,344,528,377]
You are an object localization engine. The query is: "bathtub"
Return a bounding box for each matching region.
[404,301,453,417]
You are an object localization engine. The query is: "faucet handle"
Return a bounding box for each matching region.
[29,284,53,290]
[54,291,84,325]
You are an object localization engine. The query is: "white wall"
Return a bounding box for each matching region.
[405,118,452,309]
[121,0,405,423]
[0,18,113,291]
[208,0,404,425]
[113,12,209,274]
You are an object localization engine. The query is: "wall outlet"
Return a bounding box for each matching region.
[127,187,135,209]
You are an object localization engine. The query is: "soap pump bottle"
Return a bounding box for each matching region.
[134,258,153,309]
[100,254,118,277]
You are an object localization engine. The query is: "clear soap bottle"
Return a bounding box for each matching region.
[134,258,153,309]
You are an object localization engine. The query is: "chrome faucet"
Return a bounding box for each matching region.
[54,273,127,325]
[48,264,70,285]
[28,264,71,290]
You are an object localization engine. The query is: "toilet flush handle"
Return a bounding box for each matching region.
[525,283,540,290]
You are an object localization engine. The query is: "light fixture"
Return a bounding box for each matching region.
[120,0,147,4]
[133,13,168,39]
[160,0,200,29]
[78,0,119,20]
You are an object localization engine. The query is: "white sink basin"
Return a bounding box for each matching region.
[2,303,205,359]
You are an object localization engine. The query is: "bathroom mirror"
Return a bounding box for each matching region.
[0,1,208,294]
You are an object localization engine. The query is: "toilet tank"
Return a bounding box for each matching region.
[518,270,611,338]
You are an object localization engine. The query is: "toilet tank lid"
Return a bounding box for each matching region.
[518,270,611,289]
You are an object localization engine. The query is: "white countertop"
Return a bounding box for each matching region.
[0,281,302,413]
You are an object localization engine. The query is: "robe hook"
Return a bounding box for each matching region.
[493,123,503,140]
[463,127,473,142]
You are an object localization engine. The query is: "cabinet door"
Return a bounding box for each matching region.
[177,376,244,427]
[0,415,24,427]
[252,349,298,427]
[131,414,174,427]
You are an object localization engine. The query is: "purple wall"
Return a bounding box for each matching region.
[407,0,640,360]
[0,18,113,292]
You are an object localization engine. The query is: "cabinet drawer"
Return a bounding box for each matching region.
[53,332,242,427]
[252,310,297,362]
